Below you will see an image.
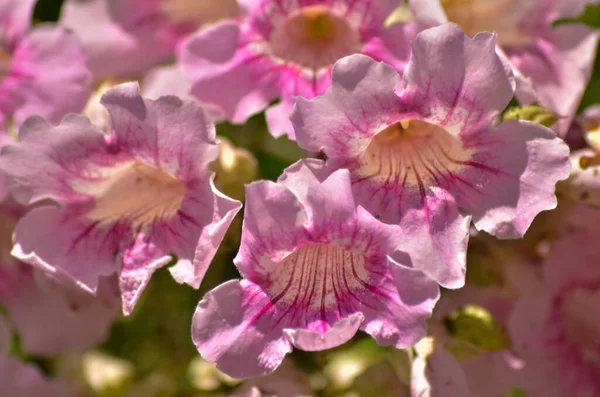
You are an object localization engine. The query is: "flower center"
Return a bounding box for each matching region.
[356,120,472,188]
[441,0,534,46]
[77,161,185,228]
[269,5,360,70]
[561,287,600,366]
[160,0,239,24]
[265,243,379,329]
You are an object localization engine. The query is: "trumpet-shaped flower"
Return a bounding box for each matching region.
[408,0,599,135]
[181,0,416,139]
[0,263,120,356]
[61,0,240,79]
[0,196,119,355]
[509,231,600,397]
[0,0,90,133]
[0,199,120,356]
[0,83,241,315]
[291,24,570,288]
[192,163,439,378]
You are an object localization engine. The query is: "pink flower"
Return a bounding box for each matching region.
[411,281,525,397]
[408,0,599,135]
[0,83,242,315]
[0,263,120,356]
[509,231,600,397]
[181,0,416,139]
[0,198,119,356]
[192,162,439,378]
[0,0,90,133]
[291,24,570,289]
[61,0,240,79]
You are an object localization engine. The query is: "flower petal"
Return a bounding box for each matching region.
[2,267,119,355]
[10,25,91,126]
[359,260,439,347]
[192,279,292,379]
[12,206,123,294]
[0,0,36,46]
[101,82,219,177]
[61,0,174,78]
[284,312,364,351]
[265,99,295,139]
[119,234,173,315]
[0,114,108,206]
[170,179,242,288]
[461,120,570,238]
[235,179,308,280]
[182,21,280,123]
[292,54,401,156]
[506,24,598,136]
[402,23,513,133]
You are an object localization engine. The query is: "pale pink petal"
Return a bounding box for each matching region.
[10,25,91,126]
[276,158,330,199]
[61,0,174,78]
[0,0,36,47]
[292,54,401,157]
[406,0,448,27]
[169,179,242,288]
[265,99,295,139]
[235,179,309,280]
[0,114,108,206]
[460,120,570,238]
[101,82,219,174]
[360,255,440,347]
[119,234,173,315]
[11,206,123,293]
[506,24,598,135]
[362,22,420,73]
[284,312,364,351]
[2,267,119,356]
[192,279,293,379]
[552,0,600,19]
[402,24,513,133]
[182,21,280,124]
[393,188,470,289]
[543,232,600,294]
[507,296,561,396]
[141,63,193,101]
[460,351,529,397]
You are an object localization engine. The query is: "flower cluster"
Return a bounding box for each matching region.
[0,0,598,395]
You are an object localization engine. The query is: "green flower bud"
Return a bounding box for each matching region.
[444,305,510,352]
[503,105,559,128]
